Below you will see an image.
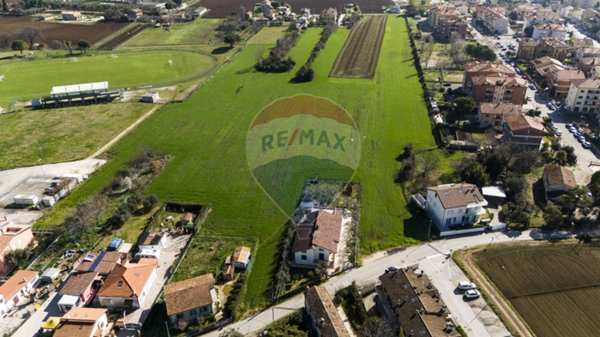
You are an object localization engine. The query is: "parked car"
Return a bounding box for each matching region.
[526,96,532,101]
[458,281,477,290]
[569,126,576,133]
[464,289,481,299]
[578,135,586,143]
[385,266,400,273]
[528,83,536,90]
[583,141,592,148]
[555,129,562,136]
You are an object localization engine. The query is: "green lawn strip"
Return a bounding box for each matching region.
[0,50,217,107]
[247,26,290,45]
[32,15,433,310]
[0,103,149,170]
[121,19,222,47]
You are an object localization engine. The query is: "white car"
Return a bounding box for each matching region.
[458,281,477,290]
[464,289,481,299]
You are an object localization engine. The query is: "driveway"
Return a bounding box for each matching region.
[11,291,62,337]
[201,230,534,337]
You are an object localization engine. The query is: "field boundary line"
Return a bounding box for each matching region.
[88,104,162,159]
[455,247,535,337]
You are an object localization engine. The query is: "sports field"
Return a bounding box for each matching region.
[476,243,600,337]
[35,16,434,310]
[120,19,222,47]
[0,103,150,170]
[0,50,216,107]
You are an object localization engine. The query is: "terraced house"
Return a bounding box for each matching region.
[502,114,545,149]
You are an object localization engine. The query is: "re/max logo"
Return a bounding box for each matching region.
[261,129,347,152]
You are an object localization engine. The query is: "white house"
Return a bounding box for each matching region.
[292,209,350,268]
[532,23,567,40]
[95,259,157,310]
[0,270,39,316]
[425,183,488,229]
[565,78,600,114]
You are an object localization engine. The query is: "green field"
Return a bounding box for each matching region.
[34,17,434,310]
[0,103,150,170]
[0,50,216,107]
[247,26,289,45]
[121,19,222,47]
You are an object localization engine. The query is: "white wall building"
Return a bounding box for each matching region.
[476,6,509,34]
[565,78,600,114]
[0,270,39,316]
[532,23,568,40]
[425,183,488,229]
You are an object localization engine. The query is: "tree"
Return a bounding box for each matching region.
[1,0,8,13]
[360,317,392,337]
[63,40,73,55]
[78,39,91,54]
[11,40,27,54]
[5,249,29,271]
[453,96,475,117]
[563,145,577,165]
[224,32,241,48]
[464,44,496,61]
[543,203,564,228]
[165,1,177,9]
[457,159,488,187]
[18,26,43,47]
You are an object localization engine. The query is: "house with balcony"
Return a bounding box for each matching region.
[502,114,545,149]
[0,270,39,316]
[565,78,600,114]
[58,272,100,312]
[463,62,527,105]
[478,102,522,130]
[476,6,508,34]
[95,258,157,310]
[532,23,567,40]
[549,69,586,98]
[425,183,488,233]
[0,218,35,275]
[429,3,468,42]
[517,38,568,62]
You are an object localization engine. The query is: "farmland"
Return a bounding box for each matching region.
[475,242,600,337]
[0,50,216,107]
[330,15,387,78]
[0,103,150,170]
[33,15,434,311]
[199,0,390,18]
[0,16,128,45]
[120,19,222,47]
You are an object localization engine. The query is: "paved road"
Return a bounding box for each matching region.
[204,230,534,337]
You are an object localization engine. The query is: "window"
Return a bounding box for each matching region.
[319,253,325,261]
[117,281,123,288]
[301,254,307,260]
[176,313,184,319]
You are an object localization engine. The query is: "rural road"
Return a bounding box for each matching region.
[204,230,536,337]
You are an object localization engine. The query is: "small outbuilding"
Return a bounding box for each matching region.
[13,195,39,206]
[141,92,160,103]
[41,268,62,284]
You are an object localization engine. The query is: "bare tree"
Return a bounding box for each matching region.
[17,27,43,47]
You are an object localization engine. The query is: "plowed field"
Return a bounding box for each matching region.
[475,243,600,337]
[330,15,386,78]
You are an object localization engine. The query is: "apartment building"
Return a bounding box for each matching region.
[549,69,586,98]
[565,78,600,113]
[478,102,522,130]
[463,62,527,105]
[476,5,509,34]
[429,3,468,42]
[532,23,568,40]
[517,38,568,61]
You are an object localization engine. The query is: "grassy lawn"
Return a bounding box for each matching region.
[172,236,255,283]
[34,16,435,310]
[424,69,464,83]
[247,26,289,45]
[0,103,150,170]
[95,207,159,249]
[121,19,222,47]
[0,50,217,108]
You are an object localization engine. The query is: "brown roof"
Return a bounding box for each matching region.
[504,114,545,132]
[312,210,343,253]
[95,251,122,275]
[97,260,156,298]
[304,286,351,337]
[74,252,100,273]
[544,164,577,187]
[61,307,106,323]
[292,223,314,253]
[428,183,486,209]
[553,69,585,82]
[53,323,96,337]
[472,76,526,87]
[465,61,514,75]
[59,272,98,296]
[181,212,193,222]
[231,246,251,265]
[138,231,163,246]
[479,102,522,115]
[534,23,566,31]
[164,274,215,316]
[0,270,38,300]
[571,78,600,89]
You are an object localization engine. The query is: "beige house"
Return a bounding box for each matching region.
[478,102,522,130]
[543,165,576,201]
[0,218,35,275]
[164,274,218,326]
[304,286,351,337]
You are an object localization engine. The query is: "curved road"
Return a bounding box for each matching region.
[205,230,536,337]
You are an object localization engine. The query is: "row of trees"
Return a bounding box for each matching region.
[292,25,335,83]
[255,30,299,73]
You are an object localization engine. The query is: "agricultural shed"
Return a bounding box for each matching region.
[141,92,160,103]
[50,82,109,97]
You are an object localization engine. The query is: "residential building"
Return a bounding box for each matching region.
[549,69,586,98]
[532,23,567,40]
[476,6,509,34]
[320,8,337,26]
[573,37,595,50]
[478,102,522,130]
[292,208,349,269]
[0,270,39,316]
[58,272,99,312]
[581,8,600,31]
[516,38,568,62]
[575,47,600,60]
[229,246,251,270]
[502,114,545,148]
[95,258,157,310]
[304,286,351,337]
[531,56,567,81]
[377,268,462,337]
[61,11,83,21]
[523,7,561,27]
[0,218,35,274]
[425,183,488,228]
[54,307,108,337]
[463,62,527,105]
[74,251,122,277]
[127,8,143,20]
[579,57,600,77]
[429,3,468,42]
[565,78,600,113]
[543,164,577,200]
[164,274,218,326]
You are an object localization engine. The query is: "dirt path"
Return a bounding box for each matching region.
[458,247,535,337]
[87,104,162,159]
